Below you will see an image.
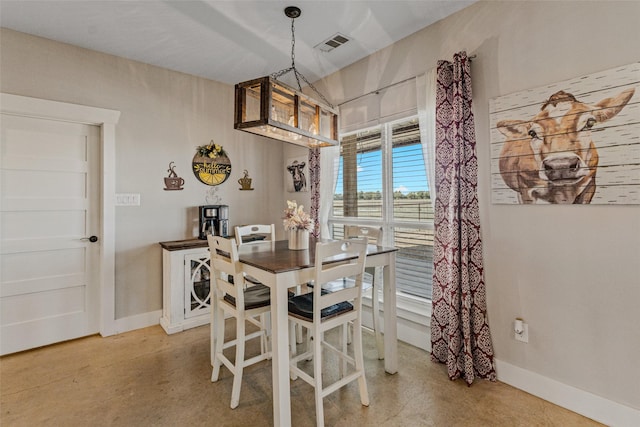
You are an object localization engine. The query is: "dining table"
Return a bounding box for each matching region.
[233,237,398,427]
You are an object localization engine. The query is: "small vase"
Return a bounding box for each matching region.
[288,229,309,250]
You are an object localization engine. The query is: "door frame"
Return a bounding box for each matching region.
[1,93,121,337]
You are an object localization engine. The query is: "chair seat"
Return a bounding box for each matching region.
[223,284,271,310]
[288,290,353,321]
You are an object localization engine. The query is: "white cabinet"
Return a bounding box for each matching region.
[159,239,211,334]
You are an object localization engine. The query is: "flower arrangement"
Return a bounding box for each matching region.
[283,200,313,232]
[196,140,227,159]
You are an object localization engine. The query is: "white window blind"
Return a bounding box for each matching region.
[339,78,417,133]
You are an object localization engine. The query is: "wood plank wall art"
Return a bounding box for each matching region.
[489,62,639,204]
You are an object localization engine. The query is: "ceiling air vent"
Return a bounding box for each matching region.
[315,33,350,52]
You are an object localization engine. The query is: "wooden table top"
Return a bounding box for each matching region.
[237,238,397,274]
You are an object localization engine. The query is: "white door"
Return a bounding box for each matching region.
[0,114,100,355]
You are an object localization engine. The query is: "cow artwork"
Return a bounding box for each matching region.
[286,158,307,192]
[496,88,635,204]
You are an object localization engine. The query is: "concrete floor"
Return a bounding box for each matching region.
[1,323,602,426]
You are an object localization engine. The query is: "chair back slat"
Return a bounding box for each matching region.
[319,287,359,310]
[345,225,383,245]
[207,235,245,308]
[214,274,236,298]
[313,238,368,321]
[235,224,275,245]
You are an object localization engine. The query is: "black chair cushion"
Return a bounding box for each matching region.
[223,284,271,310]
[288,290,353,321]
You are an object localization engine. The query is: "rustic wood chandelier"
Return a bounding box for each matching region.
[234,6,339,148]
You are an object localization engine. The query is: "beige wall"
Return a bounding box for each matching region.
[0,28,288,319]
[316,0,640,413]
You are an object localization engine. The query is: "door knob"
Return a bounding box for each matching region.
[81,236,99,243]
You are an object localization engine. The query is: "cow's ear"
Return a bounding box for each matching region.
[496,120,530,139]
[594,88,635,122]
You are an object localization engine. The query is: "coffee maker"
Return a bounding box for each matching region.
[198,205,229,239]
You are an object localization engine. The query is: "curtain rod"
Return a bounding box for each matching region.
[338,54,476,107]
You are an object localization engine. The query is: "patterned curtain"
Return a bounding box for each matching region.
[430,51,496,384]
[309,147,321,238]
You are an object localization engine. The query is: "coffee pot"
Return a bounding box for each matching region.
[198,205,229,239]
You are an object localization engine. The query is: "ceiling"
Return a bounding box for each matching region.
[0,1,475,87]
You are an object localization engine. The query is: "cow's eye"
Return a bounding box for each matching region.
[582,118,596,131]
[528,130,538,139]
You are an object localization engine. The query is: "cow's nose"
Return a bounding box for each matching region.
[543,156,583,182]
[544,157,580,172]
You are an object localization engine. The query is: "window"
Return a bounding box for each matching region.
[330,116,434,300]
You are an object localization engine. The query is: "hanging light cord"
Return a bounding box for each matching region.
[271,16,334,108]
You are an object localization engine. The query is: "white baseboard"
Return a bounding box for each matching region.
[495,359,640,427]
[107,309,162,336]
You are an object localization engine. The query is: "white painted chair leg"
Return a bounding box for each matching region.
[211,302,225,382]
[295,285,304,343]
[340,324,348,378]
[230,318,246,409]
[371,277,384,360]
[353,318,369,407]
[289,320,298,381]
[313,327,325,427]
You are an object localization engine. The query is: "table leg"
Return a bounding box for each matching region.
[210,286,216,367]
[383,253,398,374]
[270,280,292,426]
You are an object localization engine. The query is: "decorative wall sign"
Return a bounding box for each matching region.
[238,170,253,190]
[286,156,308,192]
[164,162,184,190]
[192,141,231,186]
[490,62,639,204]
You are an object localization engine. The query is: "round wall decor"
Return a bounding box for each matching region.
[192,141,231,186]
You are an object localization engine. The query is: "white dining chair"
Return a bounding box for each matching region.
[345,225,384,359]
[288,238,369,427]
[234,224,275,246]
[236,223,305,344]
[234,224,276,284]
[207,235,271,409]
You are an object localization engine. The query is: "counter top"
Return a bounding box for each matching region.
[159,234,266,251]
[159,238,208,251]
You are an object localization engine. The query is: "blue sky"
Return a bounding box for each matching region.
[335,144,429,195]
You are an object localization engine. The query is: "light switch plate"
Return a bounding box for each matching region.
[116,193,141,206]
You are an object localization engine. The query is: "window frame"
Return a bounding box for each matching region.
[328,115,433,329]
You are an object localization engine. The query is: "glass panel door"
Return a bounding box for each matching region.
[184,253,211,318]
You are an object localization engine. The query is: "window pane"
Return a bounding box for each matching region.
[394,227,434,299]
[334,128,382,219]
[391,119,432,222]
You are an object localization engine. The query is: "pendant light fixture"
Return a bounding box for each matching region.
[234,6,339,148]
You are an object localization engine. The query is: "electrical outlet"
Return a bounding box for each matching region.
[515,323,529,343]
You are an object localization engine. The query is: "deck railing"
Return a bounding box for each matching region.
[330,199,434,299]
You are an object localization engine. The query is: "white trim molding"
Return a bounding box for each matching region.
[1,92,121,337]
[114,310,162,335]
[495,359,640,427]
